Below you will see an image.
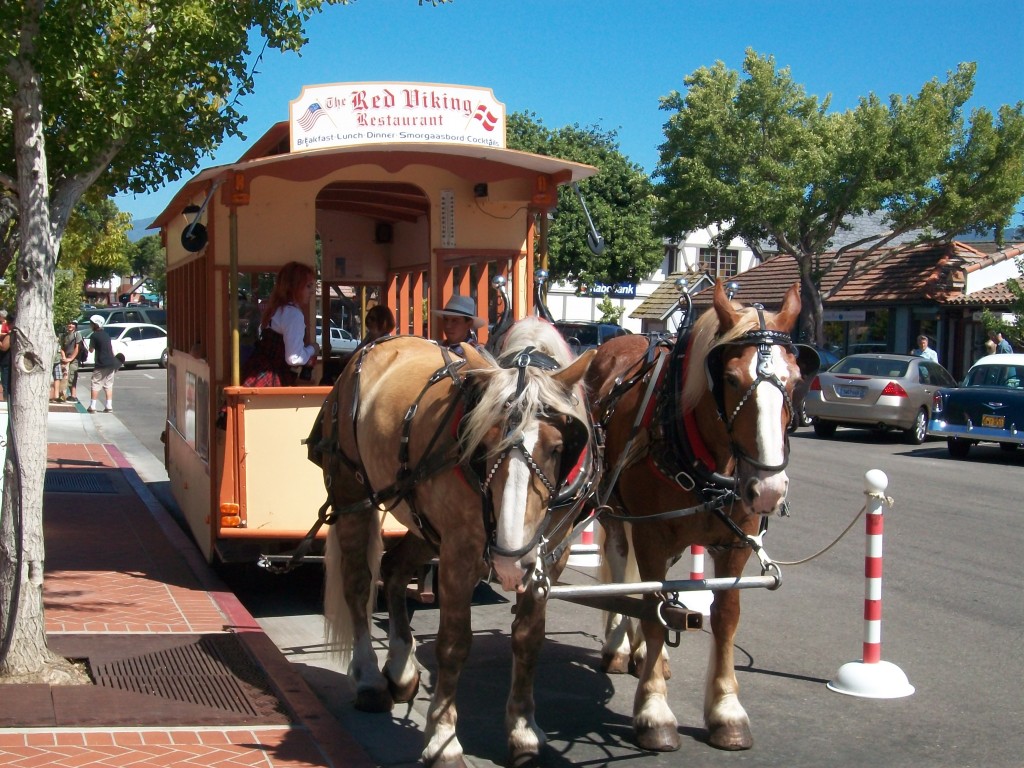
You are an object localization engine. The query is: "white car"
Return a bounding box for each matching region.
[314,323,359,356]
[80,322,169,369]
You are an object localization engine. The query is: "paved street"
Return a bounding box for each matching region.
[109,368,1024,768]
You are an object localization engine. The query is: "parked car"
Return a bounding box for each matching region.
[554,321,630,352]
[314,322,359,356]
[803,353,957,444]
[76,306,166,334]
[79,322,169,369]
[927,353,1024,458]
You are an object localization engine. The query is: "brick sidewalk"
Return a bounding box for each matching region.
[0,425,373,768]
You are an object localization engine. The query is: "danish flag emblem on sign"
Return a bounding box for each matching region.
[472,104,499,131]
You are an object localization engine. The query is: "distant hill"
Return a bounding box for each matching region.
[128,216,156,242]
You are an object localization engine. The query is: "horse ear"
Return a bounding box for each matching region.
[776,283,802,331]
[713,279,741,331]
[553,348,597,390]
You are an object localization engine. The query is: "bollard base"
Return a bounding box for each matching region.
[827,659,915,699]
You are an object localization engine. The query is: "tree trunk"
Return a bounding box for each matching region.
[0,33,83,685]
[796,255,825,346]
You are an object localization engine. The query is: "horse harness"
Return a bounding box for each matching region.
[593,306,808,559]
[290,339,595,573]
[474,346,597,564]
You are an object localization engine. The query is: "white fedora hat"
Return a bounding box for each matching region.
[431,295,485,329]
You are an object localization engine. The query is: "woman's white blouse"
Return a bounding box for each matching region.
[270,303,315,366]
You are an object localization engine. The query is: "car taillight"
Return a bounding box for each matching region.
[932,392,943,413]
[809,376,821,391]
[880,381,908,397]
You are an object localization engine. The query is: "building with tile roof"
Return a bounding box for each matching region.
[632,240,1022,378]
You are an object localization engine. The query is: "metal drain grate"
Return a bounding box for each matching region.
[91,635,283,717]
[44,470,118,494]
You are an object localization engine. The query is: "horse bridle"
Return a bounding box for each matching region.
[478,346,593,561]
[708,305,801,474]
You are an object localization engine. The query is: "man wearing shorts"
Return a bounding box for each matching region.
[87,315,118,413]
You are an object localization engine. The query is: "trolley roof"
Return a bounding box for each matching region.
[152,121,597,229]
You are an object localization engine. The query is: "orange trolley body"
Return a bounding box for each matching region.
[152,82,595,565]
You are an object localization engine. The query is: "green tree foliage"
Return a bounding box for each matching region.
[0,0,377,682]
[597,296,624,324]
[60,189,133,282]
[53,268,83,329]
[656,50,1024,343]
[506,112,662,288]
[132,234,167,300]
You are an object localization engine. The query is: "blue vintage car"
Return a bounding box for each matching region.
[928,353,1024,458]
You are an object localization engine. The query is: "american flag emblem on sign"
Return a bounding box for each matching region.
[298,102,327,131]
[472,104,499,131]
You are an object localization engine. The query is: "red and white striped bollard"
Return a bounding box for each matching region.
[828,469,914,698]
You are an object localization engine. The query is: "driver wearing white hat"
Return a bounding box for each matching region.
[431,295,484,355]
[87,314,118,413]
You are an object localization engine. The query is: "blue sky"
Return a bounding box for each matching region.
[116,0,1024,226]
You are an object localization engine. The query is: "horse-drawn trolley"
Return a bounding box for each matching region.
[153,82,596,566]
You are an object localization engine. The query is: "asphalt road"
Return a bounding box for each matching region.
[114,368,1024,768]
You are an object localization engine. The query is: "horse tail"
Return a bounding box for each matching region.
[323,509,384,666]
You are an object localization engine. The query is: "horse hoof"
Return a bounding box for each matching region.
[387,670,420,703]
[635,723,681,752]
[601,651,631,675]
[708,722,753,751]
[354,687,393,713]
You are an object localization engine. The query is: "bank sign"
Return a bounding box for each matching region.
[579,283,637,299]
[289,82,506,153]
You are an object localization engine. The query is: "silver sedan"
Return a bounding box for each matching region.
[804,353,957,444]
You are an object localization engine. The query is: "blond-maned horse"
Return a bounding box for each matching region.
[585,280,817,752]
[313,317,596,767]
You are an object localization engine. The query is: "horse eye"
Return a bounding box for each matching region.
[724,372,741,389]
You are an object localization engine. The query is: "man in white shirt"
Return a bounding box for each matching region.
[911,334,938,363]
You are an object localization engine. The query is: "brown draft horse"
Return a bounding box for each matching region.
[585,280,815,752]
[314,317,596,767]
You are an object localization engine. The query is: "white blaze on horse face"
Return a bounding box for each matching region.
[746,347,789,514]
[491,424,539,592]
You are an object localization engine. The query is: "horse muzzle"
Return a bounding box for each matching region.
[739,470,789,516]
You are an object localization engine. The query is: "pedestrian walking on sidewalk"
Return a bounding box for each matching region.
[87,314,119,413]
[60,320,83,402]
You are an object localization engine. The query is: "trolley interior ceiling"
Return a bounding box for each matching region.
[315,181,429,224]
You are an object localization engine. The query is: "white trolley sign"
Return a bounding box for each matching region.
[289,81,506,152]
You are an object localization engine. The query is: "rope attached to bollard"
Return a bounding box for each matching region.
[771,489,889,567]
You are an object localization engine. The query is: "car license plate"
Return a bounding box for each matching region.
[836,385,864,399]
[981,414,1005,428]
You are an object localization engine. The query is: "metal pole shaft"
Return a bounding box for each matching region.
[546,574,779,600]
